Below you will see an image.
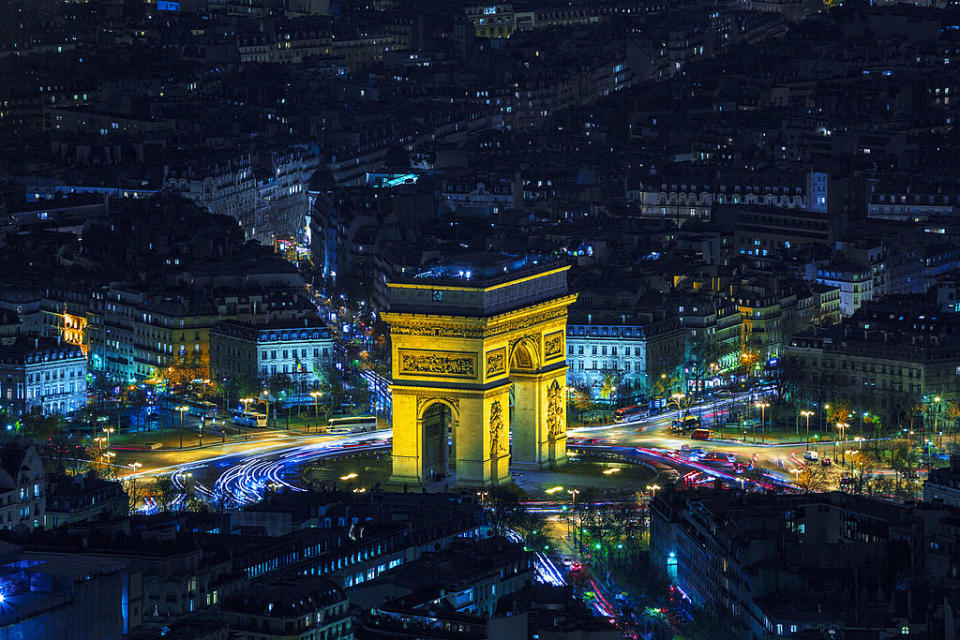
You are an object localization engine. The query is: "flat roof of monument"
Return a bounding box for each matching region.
[387,261,570,292]
[385,261,574,317]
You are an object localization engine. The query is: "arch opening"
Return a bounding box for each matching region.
[421,402,453,481]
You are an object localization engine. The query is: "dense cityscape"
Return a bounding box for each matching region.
[2,0,960,638]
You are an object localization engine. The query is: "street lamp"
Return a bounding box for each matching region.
[567,488,581,546]
[261,390,271,427]
[128,461,142,512]
[177,405,188,449]
[837,422,849,466]
[800,410,814,450]
[310,391,323,432]
[670,392,686,417]
[934,396,942,440]
[823,403,830,434]
[102,426,115,448]
[755,401,769,444]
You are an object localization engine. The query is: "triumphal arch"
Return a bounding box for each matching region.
[382,263,577,487]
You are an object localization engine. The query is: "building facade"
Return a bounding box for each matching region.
[210,319,334,390]
[565,310,686,401]
[816,263,874,317]
[0,337,87,418]
[0,445,45,530]
[785,328,960,421]
[220,578,353,640]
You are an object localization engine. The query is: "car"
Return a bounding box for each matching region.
[821,457,832,467]
[690,447,707,457]
[803,451,819,462]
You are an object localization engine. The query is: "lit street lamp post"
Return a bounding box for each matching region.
[310,391,323,432]
[837,422,849,466]
[801,410,814,450]
[755,401,769,444]
[567,488,581,548]
[177,405,188,449]
[934,396,942,444]
[128,461,142,512]
[240,397,253,436]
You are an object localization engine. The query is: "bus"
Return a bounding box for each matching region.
[326,416,378,434]
[231,410,267,428]
[613,405,647,422]
[691,428,712,441]
[671,415,700,433]
[188,400,218,418]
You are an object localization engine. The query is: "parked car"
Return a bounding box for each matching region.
[821,457,832,467]
[803,451,819,462]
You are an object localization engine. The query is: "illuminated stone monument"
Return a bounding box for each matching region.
[383,261,576,487]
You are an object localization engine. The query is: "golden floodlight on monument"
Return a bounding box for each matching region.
[382,257,577,489]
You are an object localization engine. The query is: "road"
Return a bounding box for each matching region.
[112,391,829,503]
[567,393,864,487]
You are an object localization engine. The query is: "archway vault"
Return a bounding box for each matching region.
[383,264,577,488]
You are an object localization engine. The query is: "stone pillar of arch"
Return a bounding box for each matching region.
[509,337,568,471]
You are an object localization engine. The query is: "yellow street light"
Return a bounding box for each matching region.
[309,391,323,432]
[755,401,770,444]
[837,422,849,465]
[176,405,189,449]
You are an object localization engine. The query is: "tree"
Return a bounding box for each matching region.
[264,373,293,427]
[599,369,622,405]
[19,408,62,442]
[569,384,593,421]
[128,386,149,432]
[123,475,148,514]
[89,371,113,411]
[150,475,180,513]
[223,374,259,411]
[686,340,719,402]
[486,486,523,536]
[159,352,205,401]
[777,355,812,406]
[86,439,115,478]
[946,401,960,436]
[864,414,884,457]
[795,464,831,493]
[888,438,919,496]
[826,399,852,431]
